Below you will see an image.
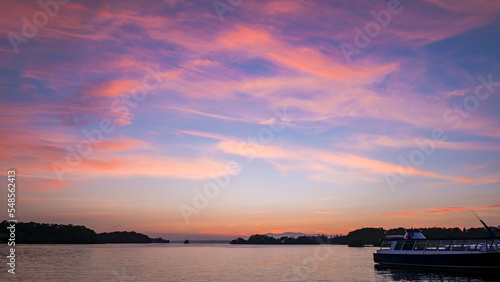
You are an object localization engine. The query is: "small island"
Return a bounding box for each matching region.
[151,237,170,243]
[230,234,331,244]
[97,231,151,243]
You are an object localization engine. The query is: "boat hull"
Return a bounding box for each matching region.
[373,252,500,269]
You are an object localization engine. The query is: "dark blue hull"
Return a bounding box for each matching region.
[374,252,500,268]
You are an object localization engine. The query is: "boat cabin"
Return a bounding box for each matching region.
[374,218,500,268]
[374,229,500,268]
[378,229,499,254]
[404,229,426,240]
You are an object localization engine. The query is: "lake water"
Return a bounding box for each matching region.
[1,244,499,281]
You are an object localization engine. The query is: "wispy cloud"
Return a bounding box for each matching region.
[44,212,131,216]
[376,204,500,216]
[175,129,234,141]
[217,139,472,184]
[339,134,500,152]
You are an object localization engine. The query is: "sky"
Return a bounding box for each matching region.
[0,0,500,240]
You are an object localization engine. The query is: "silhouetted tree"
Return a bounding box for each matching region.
[0,221,99,244]
[97,231,151,243]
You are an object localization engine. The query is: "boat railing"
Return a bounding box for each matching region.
[380,238,499,252]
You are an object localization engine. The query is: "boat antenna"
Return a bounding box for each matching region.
[471,210,496,238]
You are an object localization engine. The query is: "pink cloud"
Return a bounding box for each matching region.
[215,137,471,183]
[265,1,305,14]
[44,212,130,216]
[216,25,397,82]
[66,155,233,180]
[162,106,249,122]
[268,49,398,81]
[23,179,72,191]
[0,108,234,187]
[176,129,234,141]
[339,134,500,152]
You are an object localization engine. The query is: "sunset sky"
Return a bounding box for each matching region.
[1,0,500,240]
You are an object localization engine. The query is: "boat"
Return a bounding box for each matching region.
[184,240,189,244]
[373,213,500,268]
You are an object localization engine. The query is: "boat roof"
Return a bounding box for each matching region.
[382,237,499,241]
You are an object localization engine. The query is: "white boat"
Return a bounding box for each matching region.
[374,229,500,268]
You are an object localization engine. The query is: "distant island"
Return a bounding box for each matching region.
[231,226,500,246]
[97,231,153,243]
[151,237,170,243]
[230,234,331,244]
[0,221,169,244]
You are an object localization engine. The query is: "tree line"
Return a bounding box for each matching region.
[230,226,500,246]
[0,221,169,244]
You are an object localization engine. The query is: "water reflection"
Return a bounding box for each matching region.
[374,264,500,281]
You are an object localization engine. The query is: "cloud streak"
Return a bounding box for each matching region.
[376,204,500,216]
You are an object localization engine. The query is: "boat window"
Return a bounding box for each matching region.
[468,240,483,251]
[394,240,404,250]
[487,240,496,251]
[413,241,427,250]
[438,240,453,251]
[402,240,415,250]
[425,241,438,251]
[380,241,392,250]
[452,240,468,251]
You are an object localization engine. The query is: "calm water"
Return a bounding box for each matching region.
[1,244,499,281]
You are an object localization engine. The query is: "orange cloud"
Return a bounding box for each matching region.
[93,139,147,152]
[265,1,305,14]
[176,129,234,141]
[164,106,247,122]
[44,212,130,216]
[376,204,500,216]
[339,134,500,152]
[0,106,234,187]
[217,25,397,82]
[268,49,398,81]
[94,79,141,98]
[69,155,233,180]
[25,179,71,191]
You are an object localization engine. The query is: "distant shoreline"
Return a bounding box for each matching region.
[230,226,499,246]
[0,221,169,244]
[2,221,497,246]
